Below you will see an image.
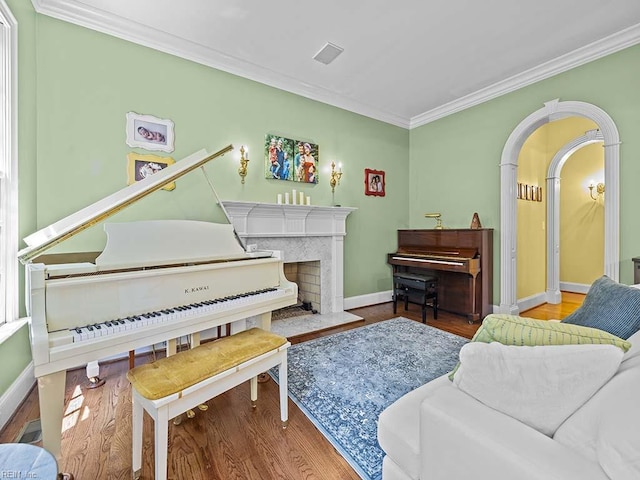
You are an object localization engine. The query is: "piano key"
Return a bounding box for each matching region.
[67,287,286,343]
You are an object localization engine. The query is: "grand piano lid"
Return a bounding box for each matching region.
[18,145,233,264]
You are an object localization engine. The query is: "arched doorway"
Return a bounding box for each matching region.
[545,129,604,304]
[498,99,620,314]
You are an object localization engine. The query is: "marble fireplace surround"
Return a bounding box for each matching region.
[221,201,356,315]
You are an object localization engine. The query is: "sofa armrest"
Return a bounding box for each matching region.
[420,387,609,480]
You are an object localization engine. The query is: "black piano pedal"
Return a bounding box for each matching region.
[85,376,105,389]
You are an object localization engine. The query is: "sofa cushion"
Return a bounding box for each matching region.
[554,349,640,479]
[377,374,450,480]
[452,342,623,436]
[449,314,630,380]
[622,328,640,363]
[561,276,640,339]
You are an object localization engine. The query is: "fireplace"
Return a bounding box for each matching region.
[284,260,321,312]
[221,201,356,314]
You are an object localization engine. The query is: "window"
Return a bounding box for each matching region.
[0,2,18,325]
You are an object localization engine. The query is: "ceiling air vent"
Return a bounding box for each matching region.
[313,42,344,65]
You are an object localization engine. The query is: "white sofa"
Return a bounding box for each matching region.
[378,327,640,480]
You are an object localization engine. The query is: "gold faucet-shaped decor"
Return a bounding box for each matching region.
[238,145,249,184]
[588,181,605,200]
[329,161,343,193]
[424,212,443,229]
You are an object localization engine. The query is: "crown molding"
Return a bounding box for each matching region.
[31,1,640,131]
[410,23,640,129]
[31,0,411,129]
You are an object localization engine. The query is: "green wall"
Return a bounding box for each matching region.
[410,44,640,298]
[29,10,410,299]
[2,1,410,397]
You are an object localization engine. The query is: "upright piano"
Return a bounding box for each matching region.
[18,145,298,457]
[387,229,493,321]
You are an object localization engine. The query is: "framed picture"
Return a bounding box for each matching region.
[264,134,319,183]
[126,153,176,191]
[126,112,175,153]
[365,168,385,196]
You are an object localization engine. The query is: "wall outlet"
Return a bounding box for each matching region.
[246,244,258,252]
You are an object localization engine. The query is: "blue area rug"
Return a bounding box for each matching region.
[269,317,468,480]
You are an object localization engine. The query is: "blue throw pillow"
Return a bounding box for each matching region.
[561,276,640,340]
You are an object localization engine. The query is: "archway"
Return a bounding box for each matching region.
[545,129,604,304]
[498,99,619,314]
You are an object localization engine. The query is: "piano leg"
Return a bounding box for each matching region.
[37,370,66,458]
[257,311,272,331]
[256,311,273,384]
[85,361,104,389]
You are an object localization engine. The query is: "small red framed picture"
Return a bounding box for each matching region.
[364,168,385,196]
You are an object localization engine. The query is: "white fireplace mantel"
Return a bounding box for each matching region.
[221,201,356,237]
[222,201,356,314]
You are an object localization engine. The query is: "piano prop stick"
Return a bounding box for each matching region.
[18,145,298,458]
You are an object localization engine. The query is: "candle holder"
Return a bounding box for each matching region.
[238,145,249,184]
[588,181,605,200]
[329,161,343,193]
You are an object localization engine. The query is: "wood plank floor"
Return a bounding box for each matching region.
[0,294,583,479]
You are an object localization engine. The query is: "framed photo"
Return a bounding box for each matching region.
[365,168,385,196]
[264,134,319,183]
[126,112,175,153]
[126,153,176,191]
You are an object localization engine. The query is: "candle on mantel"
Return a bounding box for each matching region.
[277,194,283,205]
[307,196,311,205]
[299,191,305,205]
[284,192,290,204]
[292,189,297,205]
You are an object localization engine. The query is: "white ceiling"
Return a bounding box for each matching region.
[32,0,640,128]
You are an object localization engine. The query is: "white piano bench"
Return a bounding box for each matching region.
[127,327,290,480]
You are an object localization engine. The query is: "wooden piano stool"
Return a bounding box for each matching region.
[127,328,290,480]
[393,272,438,323]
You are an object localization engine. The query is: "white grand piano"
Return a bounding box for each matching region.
[18,145,298,458]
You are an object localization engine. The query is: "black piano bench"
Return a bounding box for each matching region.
[392,272,438,323]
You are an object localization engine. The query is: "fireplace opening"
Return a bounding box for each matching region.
[273,260,320,320]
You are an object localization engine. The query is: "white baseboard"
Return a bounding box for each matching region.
[344,290,499,319]
[0,362,35,433]
[517,292,548,313]
[344,290,393,310]
[560,282,590,294]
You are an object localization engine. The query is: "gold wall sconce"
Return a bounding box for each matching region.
[424,212,443,229]
[588,180,605,200]
[238,145,249,184]
[329,161,343,193]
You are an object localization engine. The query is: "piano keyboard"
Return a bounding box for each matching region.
[390,255,464,266]
[60,287,285,345]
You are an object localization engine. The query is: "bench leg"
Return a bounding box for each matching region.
[132,394,143,479]
[278,351,289,428]
[155,406,170,480]
[250,376,258,408]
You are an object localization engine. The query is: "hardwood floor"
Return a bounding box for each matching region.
[0,295,583,479]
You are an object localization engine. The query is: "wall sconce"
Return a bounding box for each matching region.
[329,161,343,193]
[588,180,605,200]
[238,145,249,184]
[424,212,443,229]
